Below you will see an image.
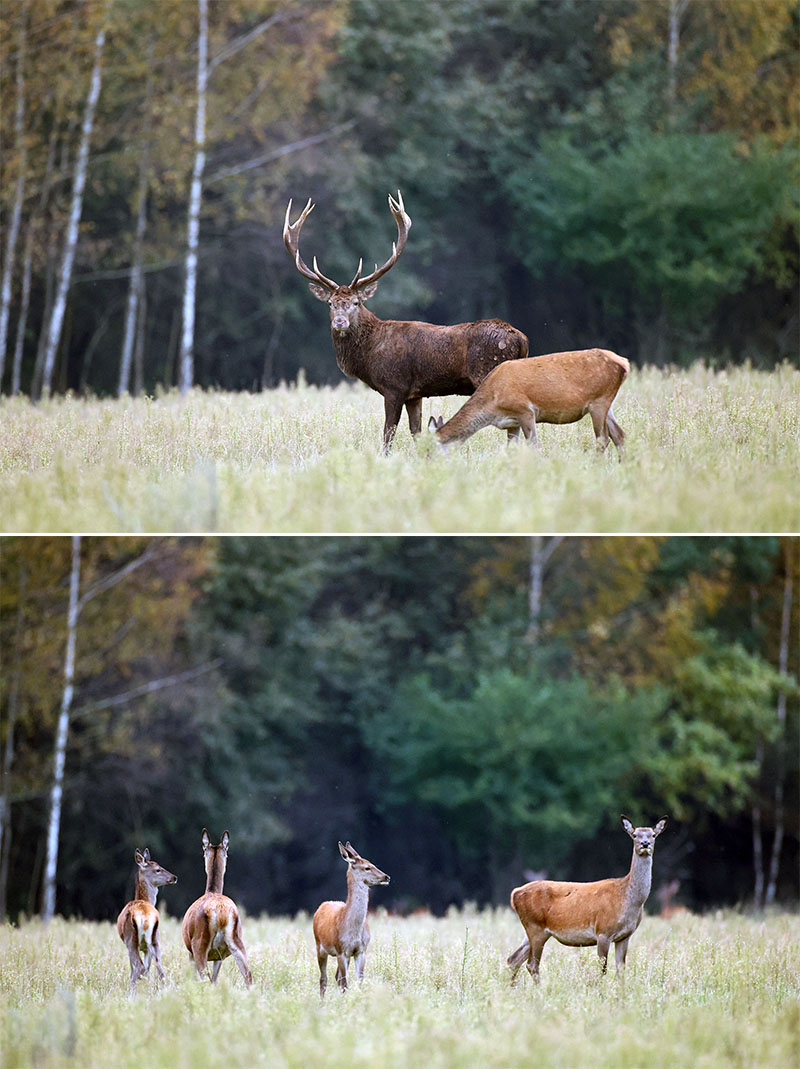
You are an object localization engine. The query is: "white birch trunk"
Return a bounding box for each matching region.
[764,550,793,905]
[41,536,82,922]
[10,222,33,396]
[667,0,690,106]
[0,3,28,385]
[39,17,106,397]
[178,0,209,394]
[525,536,563,644]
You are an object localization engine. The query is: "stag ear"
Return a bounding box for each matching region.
[621,816,635,838]
[308,283,332,302]
[653,817,668,837]
[357,281,379,302]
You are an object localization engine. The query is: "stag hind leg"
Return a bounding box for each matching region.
[405,397,422,436]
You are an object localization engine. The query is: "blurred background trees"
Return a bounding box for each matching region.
[1,536,797,919]
[0,0,797,398]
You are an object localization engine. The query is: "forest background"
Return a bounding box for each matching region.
[0,0,798,400]
[1,535,797,923]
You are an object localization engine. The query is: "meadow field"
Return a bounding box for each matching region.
[0,363,797,534]
[1,908,798,1068]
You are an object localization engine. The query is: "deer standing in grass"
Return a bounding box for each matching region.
[284,192,529,451]
[116,848,177,995]
[428,347,629,457]
[313,841,390,996]
[181,829,253,987]
[507,816,667,983]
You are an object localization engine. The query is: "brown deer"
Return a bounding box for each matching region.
[428,347,629,457]
[507,816,667,983]
[313,840,390,996]
[181,829,253,987]
[283,192,529,450]
[116,848,177,995]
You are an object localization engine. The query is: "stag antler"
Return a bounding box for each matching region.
[350,191,412,290]
[283,198,339,291]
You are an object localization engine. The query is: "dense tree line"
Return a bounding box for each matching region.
[1,536,796,921]
[0,0,797,399]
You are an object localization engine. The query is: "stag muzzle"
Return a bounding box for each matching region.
[331,313,350,333]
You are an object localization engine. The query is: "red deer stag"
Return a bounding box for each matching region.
[428,348,629,457]
[508,816,667,983]
[313,840,390,996]
[181,829,253,987]
[283,192,529,450]
[116,848,177,995]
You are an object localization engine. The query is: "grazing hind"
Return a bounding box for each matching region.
[116,848,177,995]
[312,841,390,995]
[181,829,253,987]
[508,816,667,982]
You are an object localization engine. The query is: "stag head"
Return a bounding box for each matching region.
[283,192,411,335]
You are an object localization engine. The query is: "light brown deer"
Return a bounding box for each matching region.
[508,816,667,983]
[116,848,177,995]
[284,192,529,450]
[428,347,629,457]
[181,829,253,987]
[313,840,390,996]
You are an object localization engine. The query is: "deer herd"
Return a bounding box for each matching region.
[283,191,629,456]
[117,816,669,996]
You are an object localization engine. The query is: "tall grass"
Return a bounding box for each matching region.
[0,363,797,533]
[1,910,798,1068]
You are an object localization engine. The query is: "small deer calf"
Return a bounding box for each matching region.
[181,829,253,987]
[428,348,629,457]
[313,841,390,996]
[508,816,667,983]
[116,848,177,995]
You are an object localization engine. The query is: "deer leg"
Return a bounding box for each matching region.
[405,397,422,436]
[507,937,530,984]
[606,408,625,460]
[614,937,630,977]
[125,939,146,995]
[317,948,328,997]
[588,403,611,452]
[354,949,367,981]
[597,934,611,974]
[152,922,166,981]
[517,926,549,982]
[210,959,223,983]
[226,924,253,987]
[382,395,404,452]
[335,954,349,991]
[518,408,539,446]
[191,935,210,981]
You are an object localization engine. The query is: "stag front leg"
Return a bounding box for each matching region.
[405,397,422,436]
[382,394,404,452]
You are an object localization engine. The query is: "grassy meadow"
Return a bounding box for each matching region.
[1,908,798,1068]
[0,363,797,533]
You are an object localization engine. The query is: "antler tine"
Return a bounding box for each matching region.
[350,189,412,290]
[283,197,338,291]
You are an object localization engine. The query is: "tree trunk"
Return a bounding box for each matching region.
[0,2,28,387]
[39,15,107,397]
[178,0,209,394]
[764,545,793,905]
[0,563,27,918]
[41,536,82,922]
[118,48,153,397]
[10,221,33,396]
[667,0,690,108]
[524,536,563,644]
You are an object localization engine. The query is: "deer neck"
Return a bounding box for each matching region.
[331,306,381,381]
[204,852,226,895]
[341,868,370,942]
[625,847,654,908]
[134,873,158,907]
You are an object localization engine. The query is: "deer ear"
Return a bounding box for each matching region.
[621,816,635,838]
[653,817,668,837]
[221,831,230,851]
[135,849,146,867]
[338,841,351,863]
[201,829,211,850]
[308,283,331,302]
[357,281,379,302]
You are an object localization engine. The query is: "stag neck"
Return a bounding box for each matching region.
[331,306,382,378]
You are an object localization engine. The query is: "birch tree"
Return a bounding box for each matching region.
[0,2,27,386]
[38,11,107,398]
[41,538,155,921]
[524,536,564,645]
